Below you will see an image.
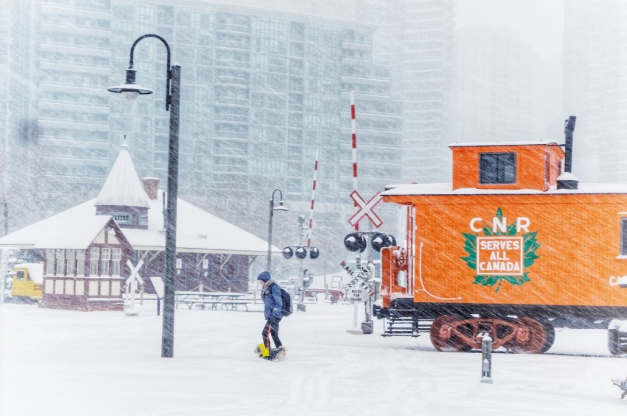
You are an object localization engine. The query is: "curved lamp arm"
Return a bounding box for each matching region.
[271,188,284,204]
[129,34,172,111]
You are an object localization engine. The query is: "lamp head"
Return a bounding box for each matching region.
[108,68,153,100]
[274,201,289,212]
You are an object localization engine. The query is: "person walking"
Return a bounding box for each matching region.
[256,271,286,361]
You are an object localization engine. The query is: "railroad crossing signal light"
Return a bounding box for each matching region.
[283,246,320,260]
[344,232,367,252]
[295,246,308,259]
[371,233,386,252]
[371,233,397,252]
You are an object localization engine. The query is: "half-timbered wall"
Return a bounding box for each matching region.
[40,221,133,311]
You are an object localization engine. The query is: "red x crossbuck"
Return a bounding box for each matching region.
[348,190,383,228]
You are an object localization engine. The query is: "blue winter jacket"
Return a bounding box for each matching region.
[263,283,283,320]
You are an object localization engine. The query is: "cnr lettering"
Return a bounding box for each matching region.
[470,216,530,233]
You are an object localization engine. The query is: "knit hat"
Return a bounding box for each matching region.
[257,271,271,282]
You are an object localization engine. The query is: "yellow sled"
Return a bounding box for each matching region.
[254,344,286,361]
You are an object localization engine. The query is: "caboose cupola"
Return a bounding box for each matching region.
[449,141,565,192]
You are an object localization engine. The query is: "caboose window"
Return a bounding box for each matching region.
[479,153,516,184]
[621,218,627,255]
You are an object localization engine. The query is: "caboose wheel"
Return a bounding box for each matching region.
[538,321,555,353]
[430,315,473,352]
[508,317,554,354]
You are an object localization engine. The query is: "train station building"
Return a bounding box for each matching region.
[0,142,277,311]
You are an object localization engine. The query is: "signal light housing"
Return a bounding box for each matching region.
[282,247,293,259]
[344,232,367,252]
[295,246,307,259]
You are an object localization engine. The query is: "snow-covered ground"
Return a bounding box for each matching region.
[1,300,625,416]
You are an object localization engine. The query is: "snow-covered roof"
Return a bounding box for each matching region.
[123,189,279,255]
[0,192,280,256]
[0,201,113,249]
[448,140,561,148]
[557,172,579,181]
[94,141,151,208]
[0,142,278,256]
[382,182,627,196]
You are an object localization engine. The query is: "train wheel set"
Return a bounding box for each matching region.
[429,315,555,354]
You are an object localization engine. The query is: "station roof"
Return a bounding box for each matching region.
[94,141,151,208]
[0,143,278,256]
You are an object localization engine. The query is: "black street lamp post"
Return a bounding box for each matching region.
[267,189,288,273]
[108,34,180,358]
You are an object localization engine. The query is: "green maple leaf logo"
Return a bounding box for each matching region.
[461,208,540,292]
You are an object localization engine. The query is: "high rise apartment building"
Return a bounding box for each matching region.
[450,27,540,146]
[359,0,454,183]
[1,0,403,271]
[564,0,627,183]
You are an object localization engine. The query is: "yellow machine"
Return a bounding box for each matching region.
[11,263,43,301]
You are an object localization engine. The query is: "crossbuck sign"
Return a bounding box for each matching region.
[341,260,375,302]
[348,190,383,228]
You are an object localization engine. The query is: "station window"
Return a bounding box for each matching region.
[101,248,110,277]
[76,250,86,276]
[90,247,99,276]
[112,213,132,225]
[479,152,516,184]
[112,248,122,276]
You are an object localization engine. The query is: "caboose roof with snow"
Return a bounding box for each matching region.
[384,139,627,196]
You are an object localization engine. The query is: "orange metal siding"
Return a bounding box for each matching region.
[383,193,627,309]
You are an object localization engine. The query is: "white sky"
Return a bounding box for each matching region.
[455,0,565,59]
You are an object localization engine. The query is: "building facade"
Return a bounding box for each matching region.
[564,0,627,183]
[359,0,455,183]
[449,28,542,149]
[2,0,405,276]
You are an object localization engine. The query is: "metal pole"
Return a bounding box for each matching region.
[364,235,373,323]
[2,201,7,236]
[564,116,576,173]
[297,216,305,311]
[0,249,7,304]
[267,197,274,272]
[481,334,493,384]
[161,64,180,358]
[352,248,361,330]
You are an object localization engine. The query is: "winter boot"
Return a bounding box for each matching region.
[271,346,287,361]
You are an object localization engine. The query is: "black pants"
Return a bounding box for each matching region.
[262,317,282,348]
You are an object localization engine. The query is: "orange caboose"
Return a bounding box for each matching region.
[377,135,627,354]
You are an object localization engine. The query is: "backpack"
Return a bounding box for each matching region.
[279,286,292,317]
